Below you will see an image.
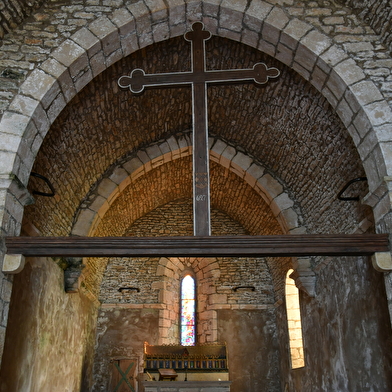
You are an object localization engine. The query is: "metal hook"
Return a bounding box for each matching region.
[337,177,367,201]
[118,287,140,293]
[30,172,56,197]
[233,285,255,292]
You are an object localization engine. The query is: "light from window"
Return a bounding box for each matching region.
[286,269,305,368]
[181,274,196,346]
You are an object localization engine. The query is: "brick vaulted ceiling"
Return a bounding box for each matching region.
[19,32,375,299]
[24,35,371,239]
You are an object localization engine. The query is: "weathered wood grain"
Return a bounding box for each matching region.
[5,234,389,257]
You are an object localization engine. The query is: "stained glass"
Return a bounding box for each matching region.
[181,274,196,345]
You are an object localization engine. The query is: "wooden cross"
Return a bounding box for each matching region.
[118,22,280,236]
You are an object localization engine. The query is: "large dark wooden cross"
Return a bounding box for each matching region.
[4,23,389,260]
[118,22,279,236]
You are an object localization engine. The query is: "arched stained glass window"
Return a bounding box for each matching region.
[180,274,196,346]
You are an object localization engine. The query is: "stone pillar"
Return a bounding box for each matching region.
[0,175,34,364]
[290,257,316,297]
[364,177,392,328]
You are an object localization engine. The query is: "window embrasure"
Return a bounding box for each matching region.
[180,274,196,346]
[286,269,305,369]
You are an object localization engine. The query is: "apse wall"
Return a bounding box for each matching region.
[0,256,98,392]
[92,199,285,392]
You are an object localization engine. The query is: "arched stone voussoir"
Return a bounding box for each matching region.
[2,0,391,234]
[0,112,32,176]
[71,136,305,237]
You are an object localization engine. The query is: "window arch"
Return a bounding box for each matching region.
[180,273,196,346]
[285,269,305,368]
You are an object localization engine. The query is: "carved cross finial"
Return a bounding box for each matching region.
[184,21,211,42]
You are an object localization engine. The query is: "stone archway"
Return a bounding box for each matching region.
[0,2,392,390]
[1,1,391,223]
[71,138,303,237]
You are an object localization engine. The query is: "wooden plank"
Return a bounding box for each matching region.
[5,234,389,257]
[111,359,137,392]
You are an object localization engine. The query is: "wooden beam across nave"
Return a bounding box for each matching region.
[4,234,389,258]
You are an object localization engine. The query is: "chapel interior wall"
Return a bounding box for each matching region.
[288,253,392,391]
[90,198,286,392]
[92,306,160,392]
[0,256,99,392]
[0,1,392,390]
[217,308,282,392]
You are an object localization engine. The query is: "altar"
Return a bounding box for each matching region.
[142,380,231,392]
[140,343,231,392]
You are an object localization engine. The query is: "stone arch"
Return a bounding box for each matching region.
[156,256,221,345]
[72,136,312,301]
[1,0,391,240]
[71,136,303,238]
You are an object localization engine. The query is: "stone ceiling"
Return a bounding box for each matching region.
[22,35,373,298]
[24,35,371,237]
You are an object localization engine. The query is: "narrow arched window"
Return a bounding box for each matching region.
[286,269,305,368]
[180,274,196,346]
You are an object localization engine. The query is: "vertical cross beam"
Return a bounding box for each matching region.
[185,23,211,236]
[118,22,280,236]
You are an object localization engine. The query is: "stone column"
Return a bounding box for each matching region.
[364,177,392,327]
[0,174,34,362]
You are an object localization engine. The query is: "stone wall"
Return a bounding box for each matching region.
[92,307,159,392]
[93,199,284,392]
[290,255,392,391]
[0,0,44,39]
[0,256,98,392]
[218,308,281,392]
[337,0,392,52]
[0,0,391,110]
[99,198,268,305]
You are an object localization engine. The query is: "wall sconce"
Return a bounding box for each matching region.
[233,286,255,292]
[118,287,140,293]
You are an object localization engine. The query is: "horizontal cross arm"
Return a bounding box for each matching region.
[5,234,389,258]
[118,69,194,93]
[204,63,279,84]
[118,63,280,93]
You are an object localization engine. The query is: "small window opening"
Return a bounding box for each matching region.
[286,269,305,368]
[180,274,196,346]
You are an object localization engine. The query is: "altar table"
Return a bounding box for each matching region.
[142,380,231,392]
